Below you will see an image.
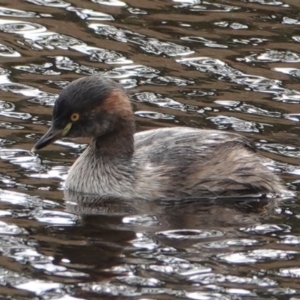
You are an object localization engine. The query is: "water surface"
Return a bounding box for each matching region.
[0,0,300,299]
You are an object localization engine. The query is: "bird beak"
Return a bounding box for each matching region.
[32,123,72,152]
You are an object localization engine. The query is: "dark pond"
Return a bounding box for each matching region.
[0,0,300,299]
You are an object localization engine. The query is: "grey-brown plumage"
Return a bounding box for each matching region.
[32,75,287,200]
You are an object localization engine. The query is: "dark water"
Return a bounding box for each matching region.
[0,0,300,299]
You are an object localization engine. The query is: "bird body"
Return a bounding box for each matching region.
[33,76,286,200]
[65,127,284,199]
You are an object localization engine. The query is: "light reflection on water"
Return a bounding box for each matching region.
[0,0,300,299]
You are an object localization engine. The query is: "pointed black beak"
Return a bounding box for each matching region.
[31,126,62,152]
[32,122,73,152]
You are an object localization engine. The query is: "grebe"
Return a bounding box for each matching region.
[32,75,286,200]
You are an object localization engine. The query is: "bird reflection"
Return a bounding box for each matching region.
[65,189,278,230]
[39,191,280,288]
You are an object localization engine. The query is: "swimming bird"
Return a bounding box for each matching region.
[32,75,286,200]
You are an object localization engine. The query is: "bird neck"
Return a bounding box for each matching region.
[93,121,135,159]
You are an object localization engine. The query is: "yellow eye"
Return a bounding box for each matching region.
[70,113,80,122]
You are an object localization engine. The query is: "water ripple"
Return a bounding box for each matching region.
[188,272,277,286]
[181,36,227,48]
[173,0,241,12]
[15,280,62,296]
[275,267,300,278]
[208,115,266,132]
[200,238,260,249]
[0,100,31,120]
[217,249,298,264]
[72,44,132,64]
[105,64,159,79]
[280,235,300,245]
[122,214,159,226]
[0,221,27,235]
[0,43,20,57]
[177,56,300,102]
[247,0,285,6]
[242,50,300,63]
[0,19,46,34]
[115,275,162,287]
[260,143,300,159]
[282,16,300,24]
[0,0,300,299]
[81,282,183,297]
[240,223,291,234]
[0,189,56,207]
[15,62,60,75]
[67,7,114,21]
[274,67,300,78]
[0,20,131,65]
[89,23,194,56]
[24,0,70,7]
[34,210,77,226]
[0,6,37,17]
[135,110,175,120]
[0,148,44,172]
[132,92,184,110]
[157,229,223,240]
[215,100,281,118]
[92,0,127,7]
